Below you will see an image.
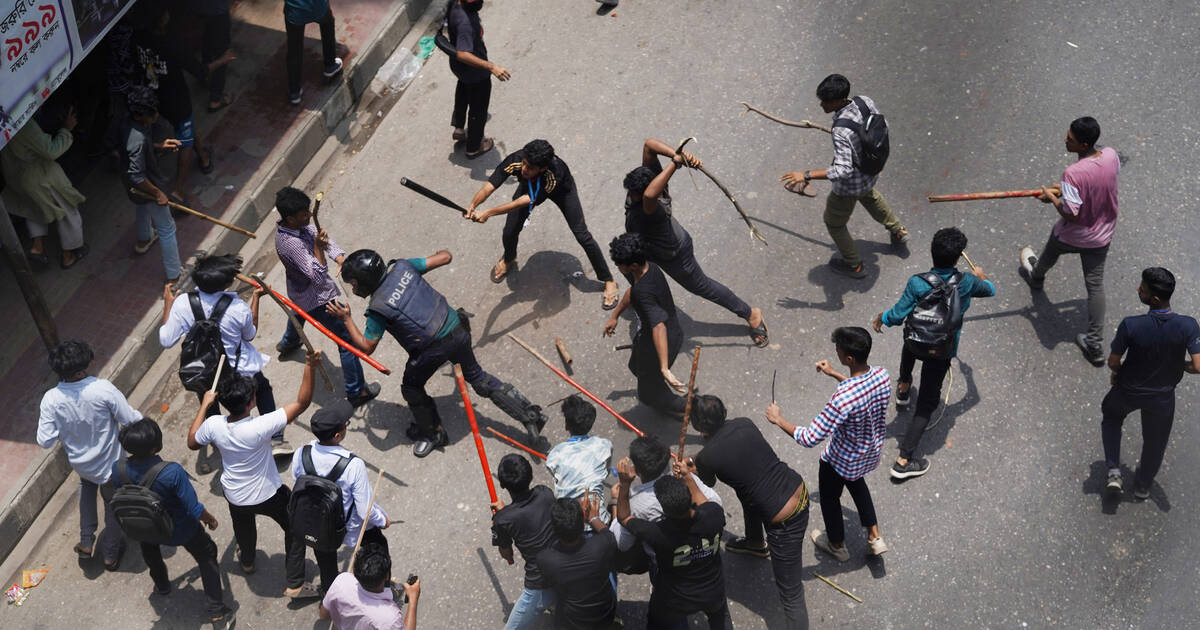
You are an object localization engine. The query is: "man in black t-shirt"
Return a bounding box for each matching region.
[490,454,557,629]
[446,0,510,157]
[1102,267,1200,499]
[466,139,619,309]
[624,138,768,348]
[616,466,731,629]
[602,233,687,416]
[683,395,810,630]
[537,497,620,629]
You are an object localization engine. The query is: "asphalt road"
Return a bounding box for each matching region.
[7,1,1199,628]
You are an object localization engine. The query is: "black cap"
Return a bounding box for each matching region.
[311,401,353,435]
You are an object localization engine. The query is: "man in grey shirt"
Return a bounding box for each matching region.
[121,85,181,283]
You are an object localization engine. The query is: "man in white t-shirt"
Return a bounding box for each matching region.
[187,350,320,598]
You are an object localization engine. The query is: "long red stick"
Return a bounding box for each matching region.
[507,333,645,437]
[927,189,1043,203]
[455,365,498,503]
[485,426,547,460]
[236,274,390,375]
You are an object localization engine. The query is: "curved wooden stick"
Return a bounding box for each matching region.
[694,165,768,245]
[676,346,701,460]
[455,365,498,503]
[129,188,257,238]
[485,426,547,460]
[739,102,832,134]
[312,191,323,233]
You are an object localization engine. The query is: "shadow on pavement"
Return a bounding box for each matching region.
[964,290,1085,350]
[476,250,579,347]
[885,359,979,461]
[1081,460,1171,515]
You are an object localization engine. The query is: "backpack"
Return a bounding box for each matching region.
[110,459,174,544]
[902,272,964,361]
[832,96,890,175]
[433,2,456,56]
[288,445,354,552]
[178,293,239,393]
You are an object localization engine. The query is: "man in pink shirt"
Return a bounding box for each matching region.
[1019,116,1119,366]
[319,543,420,629]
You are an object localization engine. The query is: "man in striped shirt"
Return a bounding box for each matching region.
[766,326,889,562]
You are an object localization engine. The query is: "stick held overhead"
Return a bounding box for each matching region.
[676,346,702,460]
[739,102,833,134]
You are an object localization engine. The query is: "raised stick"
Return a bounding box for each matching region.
[346,468,386,573]
[485,426,547,460]
[695,165,767,245]
[312,191,323,233]
[455,365,498,503]
[129,188,256,238]
[507,333,645,437]
[961,251,978,273]
[676,347,702,460]
[814,573,863,603]
[739,102,833,133]
[251,273,333,391]
[209,356,225,393]
[236,273,391,375]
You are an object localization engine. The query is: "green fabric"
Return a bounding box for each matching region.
[0,124,85,223]
[822,189,901,267]
[417,36,436,59]
[364,312,386,341]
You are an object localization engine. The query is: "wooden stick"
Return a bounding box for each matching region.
[235,273,391,375]
[507,333,645,437]
[961,251,978,273]
[251,273,334,391]
[208,357,225,393]
[455,365,498,502]
[312,191,323,233]
[814,573,863,603]
[485,426,547,460]
[554,338,573,366]
[695,165,767,245]
[346,468,386,574]
[738,102,832,133]
[676,346,701,460]
[927,188,1047,203]
[129,188,256,238]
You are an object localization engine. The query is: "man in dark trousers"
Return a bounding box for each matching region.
[781,73,909,279]
[625,138,768,347]
[490,454,557,629]
[331,248,547,457]
[465,139,620,309]
[283,0,343,105]
[446,0,510,158]
[873,227,994,480]
[537,497,620,629]
[682,395,810,630]
[1102,268,1200,499]
[602,233,687,416]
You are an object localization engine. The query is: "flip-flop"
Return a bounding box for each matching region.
[73,543,94,558]
[602,282,620,310]
[490,257,514,283]
[61,244,88,269]
[465,137,494,159]
[26,251,49,266]
[206,94,235,113]
[198,148,214,174]
[749,318,769,348]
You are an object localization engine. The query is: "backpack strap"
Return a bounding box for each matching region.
[208,294,234,323]
[325,454,355,482]
[139,461,171,490]
[852,96,872,122]
[117,458,133,485]
[188,292,205,322]
[301,444,317,476]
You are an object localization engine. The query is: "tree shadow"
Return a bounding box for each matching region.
[476,251,580,347]
[1081,460,1171,514]
[885,359,980,461]
[963,290,1085,350]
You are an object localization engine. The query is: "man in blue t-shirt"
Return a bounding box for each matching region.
[873,227,995,480]
[1102,268,1200,499]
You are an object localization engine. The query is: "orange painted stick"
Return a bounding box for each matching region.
[485,426,547,460]
[455,364,497,503]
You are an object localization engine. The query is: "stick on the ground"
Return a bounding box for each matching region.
[738,102,833,133]
[507,333,645,437]
[814,573,863,603]
[251,273,334,391]
[554,338,573,366]
[676,346,702,460]
[454,365,498,503]
[613,343,632,351]
[346,467,386,574]
[927,187,1058,203]
[485,426,547,460]
[129,188,257,238]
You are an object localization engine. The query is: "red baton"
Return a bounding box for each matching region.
[455,364,498,503]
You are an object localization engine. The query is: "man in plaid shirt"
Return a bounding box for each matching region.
[766,326,889,562]
[781,73,909,279]
[273,186,380,408]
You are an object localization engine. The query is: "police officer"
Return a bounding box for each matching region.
[329,248,547,457]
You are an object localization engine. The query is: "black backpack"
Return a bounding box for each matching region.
[902,272,964,360]
[178,293,239,393]
[288,445,354,552]
[434,2,456,56]
[832,96,890,175]
[110,459,174,544]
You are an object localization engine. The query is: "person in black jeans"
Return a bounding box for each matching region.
[683,395,809,630]
[1102,267,1200,498]
[466,140,620,309]
[625,138,768,348]
[189,1,236,112]
[537,497,620,629]
[447,0,510,157]
[603,233,688,416]
[283,0,343,105]
[114,419,235,624]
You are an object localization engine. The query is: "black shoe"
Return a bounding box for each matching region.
[895,385,911,408]
[413,427,448,458]
[523,407,548,441]
[153,582,171,596]
[724,537,770,558]
[349,383,381,407]
[276,340,302,355]
[890,458,931,479]
[1075,334,1105,367]
[104,541,126,571]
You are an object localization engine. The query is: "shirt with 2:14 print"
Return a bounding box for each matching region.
[623,502,727,614]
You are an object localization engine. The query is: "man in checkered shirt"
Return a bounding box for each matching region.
[781,73,909,278]
[765,326,890,562]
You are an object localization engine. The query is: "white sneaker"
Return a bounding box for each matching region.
[810,529,850,562]
[868,536,889,556]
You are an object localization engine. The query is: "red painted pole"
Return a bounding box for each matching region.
[455,365,498,503]
[507,333,645,437]
[485,426,547,460]
[927,189,1043,203]
[236,273,391,375]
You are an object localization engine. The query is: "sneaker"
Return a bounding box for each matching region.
[288,88,303,105]
[1132,485,1151,500]
[276,340,302,355]
[349,382,382,407]
[284,582,322,600]
[1075,334,1105,367]
[133,233,158,255]
[810,529,850,562]
[890,227,910,245]
[1105,468,1123,494]
[895,384,911,408]
[413,427,448,458]
[724,537,770,558]
[890,458,931,479]
[322,57,344,79]
[868,536,889,556]
[1018,247,1043,290]
[271,438,292,457]
[829,258,867,279]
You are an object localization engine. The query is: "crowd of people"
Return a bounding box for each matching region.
[24,1,1200,629]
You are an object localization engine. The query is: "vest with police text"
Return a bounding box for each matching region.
[366,260,450,353]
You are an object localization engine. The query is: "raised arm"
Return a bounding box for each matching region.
[280,351,320,422]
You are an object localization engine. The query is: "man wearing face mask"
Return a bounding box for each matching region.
[465,139,620,310]
[446,0,510,158]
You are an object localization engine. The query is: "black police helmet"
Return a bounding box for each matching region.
[341,249,387,297]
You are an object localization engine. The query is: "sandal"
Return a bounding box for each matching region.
[465,137,494,159]
[206,93,235,113]
[26,250,49,266]
[73,543,94,558]
[490,257,514,283]
[749,317,769,348]
[61,244,88,269]
[197,148,214,174]
[602,281,620,310]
